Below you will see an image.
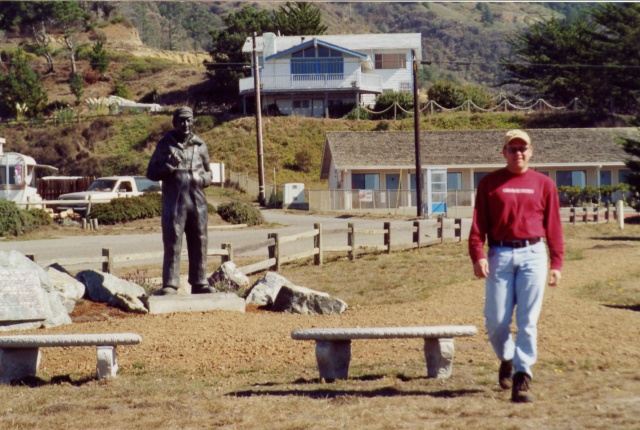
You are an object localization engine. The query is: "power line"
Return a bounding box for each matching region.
[420,60,640,69]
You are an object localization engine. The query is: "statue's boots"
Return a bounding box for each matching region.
[191,284,216,294]
[157,286,178,296]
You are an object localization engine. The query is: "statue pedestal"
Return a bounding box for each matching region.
[146,293,245,314]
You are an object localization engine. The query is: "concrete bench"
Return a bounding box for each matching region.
[0,333,142,384]
[291,325,477,381]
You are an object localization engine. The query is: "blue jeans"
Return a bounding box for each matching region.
[485,241,547,378]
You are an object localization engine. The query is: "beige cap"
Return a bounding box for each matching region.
[173,106,193,118]
[504,129,531,148]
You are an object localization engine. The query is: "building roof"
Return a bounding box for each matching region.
[321,128,640,178]
[266,38,368,61]
[243,33,422,59]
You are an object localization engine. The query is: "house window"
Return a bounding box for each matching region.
[473,172,489,188]
[557,170,586,188]
[291,45,344,76]
[293,100,310,109]
[619,169,631,184]
[600,170,612,186]
[352,173,380,190]
[375,53,406,69]
[447,172,462,190]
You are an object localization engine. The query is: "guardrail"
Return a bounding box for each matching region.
[25,219,463,276]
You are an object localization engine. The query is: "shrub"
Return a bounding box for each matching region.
[216,202,264,226]
[83,69,102,85]
[88,40,110,74]
[111,80,131,99]
[373,91,414,119]
[90,193,162,225]
[69,74,84,106]
[346,106,370,120]
[294,149,313,173]
[0,201,51,237]
[0,200,24,236]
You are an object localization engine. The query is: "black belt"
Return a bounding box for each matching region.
[488,237,541,248]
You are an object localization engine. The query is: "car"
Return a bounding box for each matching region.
[57,176,160,214]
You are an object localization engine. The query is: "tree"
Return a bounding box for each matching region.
[88,40,109,74]
[427,81,467,109]
[501,16,596,107]
[0,48,48,118]
[206,6,277,103]
[501,4,640,114]
[53,2,88,75]
[621,135,640,211]
[273,2,328,36]
[69,73,84,105]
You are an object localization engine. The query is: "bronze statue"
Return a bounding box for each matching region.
[147,106,214,295]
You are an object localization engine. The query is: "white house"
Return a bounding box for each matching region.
[320,128,640,216]
[240,33,422,117]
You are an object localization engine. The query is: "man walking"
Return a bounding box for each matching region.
[468,129,564,403]
[147,106,214,295]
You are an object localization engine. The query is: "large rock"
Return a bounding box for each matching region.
[44,264,86,313]
[0,251,71,331]
[245,272,291,307]
[76,270,145,303]
[207,261,250,292]
[109,293,148,314]
[272,284,348,315]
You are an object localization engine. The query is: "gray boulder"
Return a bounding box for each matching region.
[272,284,348,315]
[0,251,71,331]
[109,293,148,314]
[208,261,250,292]
[76,270,145,303]
[245,272,291,306]
[45,265,86,313]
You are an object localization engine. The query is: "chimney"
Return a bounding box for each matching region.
[263,32,277,58]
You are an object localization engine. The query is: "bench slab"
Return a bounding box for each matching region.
[291,326,477,381]
[0,333,141,384]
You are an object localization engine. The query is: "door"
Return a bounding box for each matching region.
[427,168,447,216]
[385,173,401,208]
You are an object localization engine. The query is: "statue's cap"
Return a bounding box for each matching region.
[174,106,193,118]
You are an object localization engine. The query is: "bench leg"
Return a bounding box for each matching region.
[315,340,351,381]
[96,346,118,380]
[424,338,454,378]
[0,348,41,384]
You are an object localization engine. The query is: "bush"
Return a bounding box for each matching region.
[0,200,24,236]
[294,149,313,173]
[111,80,131,99]
[216,202,264,226]
[346,106,370,120]
[90,193,162,225]
[0,201,51,237]
[373,91,414,119]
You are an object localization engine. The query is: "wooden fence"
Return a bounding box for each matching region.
[26,218,463,276]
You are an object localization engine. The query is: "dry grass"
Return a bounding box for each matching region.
[1,223,639,429]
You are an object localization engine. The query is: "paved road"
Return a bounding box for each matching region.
[0,209,472,269]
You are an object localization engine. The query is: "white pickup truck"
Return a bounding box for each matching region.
[57,176,160,213]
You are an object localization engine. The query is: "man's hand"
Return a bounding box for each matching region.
[548,269,561,287]
[473,258,489,279]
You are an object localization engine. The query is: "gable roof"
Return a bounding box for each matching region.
[321,128,640,179]
[243,33,422,59]
[265,38,368,61]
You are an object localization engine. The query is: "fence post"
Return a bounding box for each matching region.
[593,206,599,223]
[348,222,356,261]
[438,217,444,243]
[413,221,421,248]
[605,202,610,223]
[221,243,233,263]
[455,218,462,242]
[582,207,588,223]
[102,248,112,274]
[384,222,391,254]
[314,223,323,266]
[570,208,576,225]
[617,200,625,230]
[268,233,280,271]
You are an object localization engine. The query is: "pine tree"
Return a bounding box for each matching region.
[0,48,48,118]
[88,40,110,74]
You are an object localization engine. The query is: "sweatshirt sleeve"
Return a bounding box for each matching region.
[468,179,488,264]
[544,180,564,271]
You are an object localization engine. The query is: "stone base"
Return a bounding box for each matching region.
[146,292,245,314]
[0,348,41,383]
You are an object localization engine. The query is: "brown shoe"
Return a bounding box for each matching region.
[511,372,534,403]
[499,360,513,390]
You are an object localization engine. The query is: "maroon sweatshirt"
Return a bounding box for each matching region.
[468,168,564,271]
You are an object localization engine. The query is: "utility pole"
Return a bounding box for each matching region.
[413,49,423,217]
[253,32,266,206]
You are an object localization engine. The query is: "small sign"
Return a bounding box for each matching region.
[0,270,47,322]
[359,190,373,202]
